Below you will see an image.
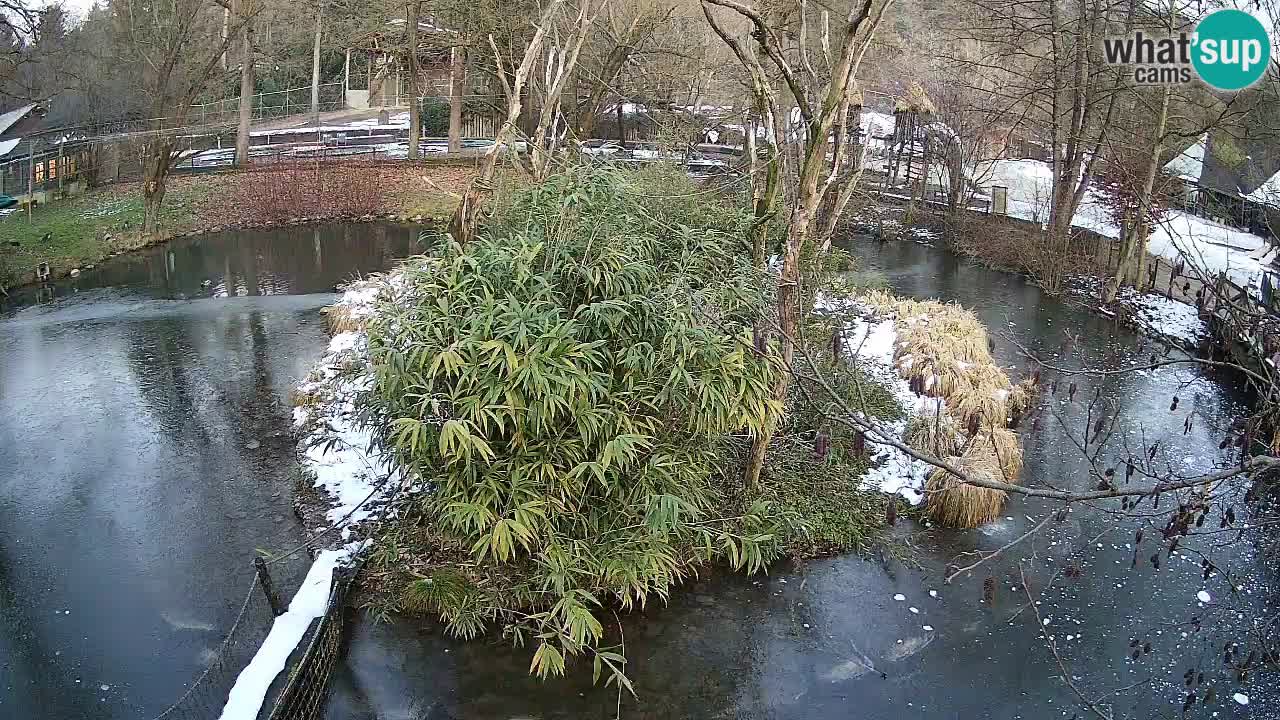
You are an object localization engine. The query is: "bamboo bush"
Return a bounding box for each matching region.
[361,167,793,683]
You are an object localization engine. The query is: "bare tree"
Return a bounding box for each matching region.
[703,0,893,489]
[571,1,677,139]
[943,0,1133,292]
[109,0,248,234]
[448,0,566,243]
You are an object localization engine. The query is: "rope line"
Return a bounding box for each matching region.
[149,575,260,720]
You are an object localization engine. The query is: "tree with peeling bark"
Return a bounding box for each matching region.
[702,0,893,490]
[523,0,604,180]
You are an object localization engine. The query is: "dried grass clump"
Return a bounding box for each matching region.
[321,278,388,335]
[323,304,363,335]
[979,426,1024,479]
[904,405,964,457]
[948,364,1015,430]
[863,291,1038,527]
[923,448,1008,528]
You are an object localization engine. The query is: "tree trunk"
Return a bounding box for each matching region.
[142,141,172,236]
[448,46,465,153]
[615,102,626,147]
[1105,84,1170,303]
[745,115,780,270]
[310,7,322,116]
[574,42,634,139]
[449,0,563,243]
[406,0,420,160]
[234,0,255,167]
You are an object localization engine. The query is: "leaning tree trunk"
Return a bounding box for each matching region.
[450,1,562,243]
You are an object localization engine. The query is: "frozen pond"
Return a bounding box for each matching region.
[0,222,423,718]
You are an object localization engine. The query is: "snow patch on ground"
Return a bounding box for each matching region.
[1118,290,1206,347]
[1068,276,1207,347]
[837,308,933,505]
[294,277,411,535]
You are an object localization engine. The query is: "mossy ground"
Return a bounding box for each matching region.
[0,182,210,286]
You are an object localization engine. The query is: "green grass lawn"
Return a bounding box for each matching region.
[0,181,212,288]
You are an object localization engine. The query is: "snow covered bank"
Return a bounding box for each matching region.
[217,276,412,719]
[852,292,1033,527]
[292,276,408,539]
[1068,276,1208,348]
[975,158,1276,292]
[217,546,359,720]
[842,313,931,505]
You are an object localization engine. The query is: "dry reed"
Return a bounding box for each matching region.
[864,290,1035,527]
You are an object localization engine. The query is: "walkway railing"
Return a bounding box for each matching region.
[190,83,346,127]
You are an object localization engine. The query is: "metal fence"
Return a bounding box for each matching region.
[266,563,361,720]
[0,140,96,201]
[147,573,281,720]
[190,83,346,127]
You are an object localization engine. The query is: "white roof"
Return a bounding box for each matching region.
[1164,133,1205,183]
[385,17,451,33]
[0,138,20,158]
[0,103,34,136]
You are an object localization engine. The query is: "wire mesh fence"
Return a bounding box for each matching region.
[144,555,362,720]
[266,563,361,720]
[190,84,346,127]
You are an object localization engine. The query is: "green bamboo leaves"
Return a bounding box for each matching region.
[364,167,787,684]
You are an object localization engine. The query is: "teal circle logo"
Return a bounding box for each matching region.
[1192,9,1271,91]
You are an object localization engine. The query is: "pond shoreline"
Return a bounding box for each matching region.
[0,162,470,293]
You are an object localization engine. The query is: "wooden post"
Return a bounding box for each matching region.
[57,143,64,195]
[26,142,33,223]
[253,557,286,616]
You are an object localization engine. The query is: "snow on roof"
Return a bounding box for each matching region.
[0,104,35,136]
[385,17,452,33]
[861,110,895,138]
[1245,167,1280,206]
[0,138,21,158]
[1164,133,1205,183]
